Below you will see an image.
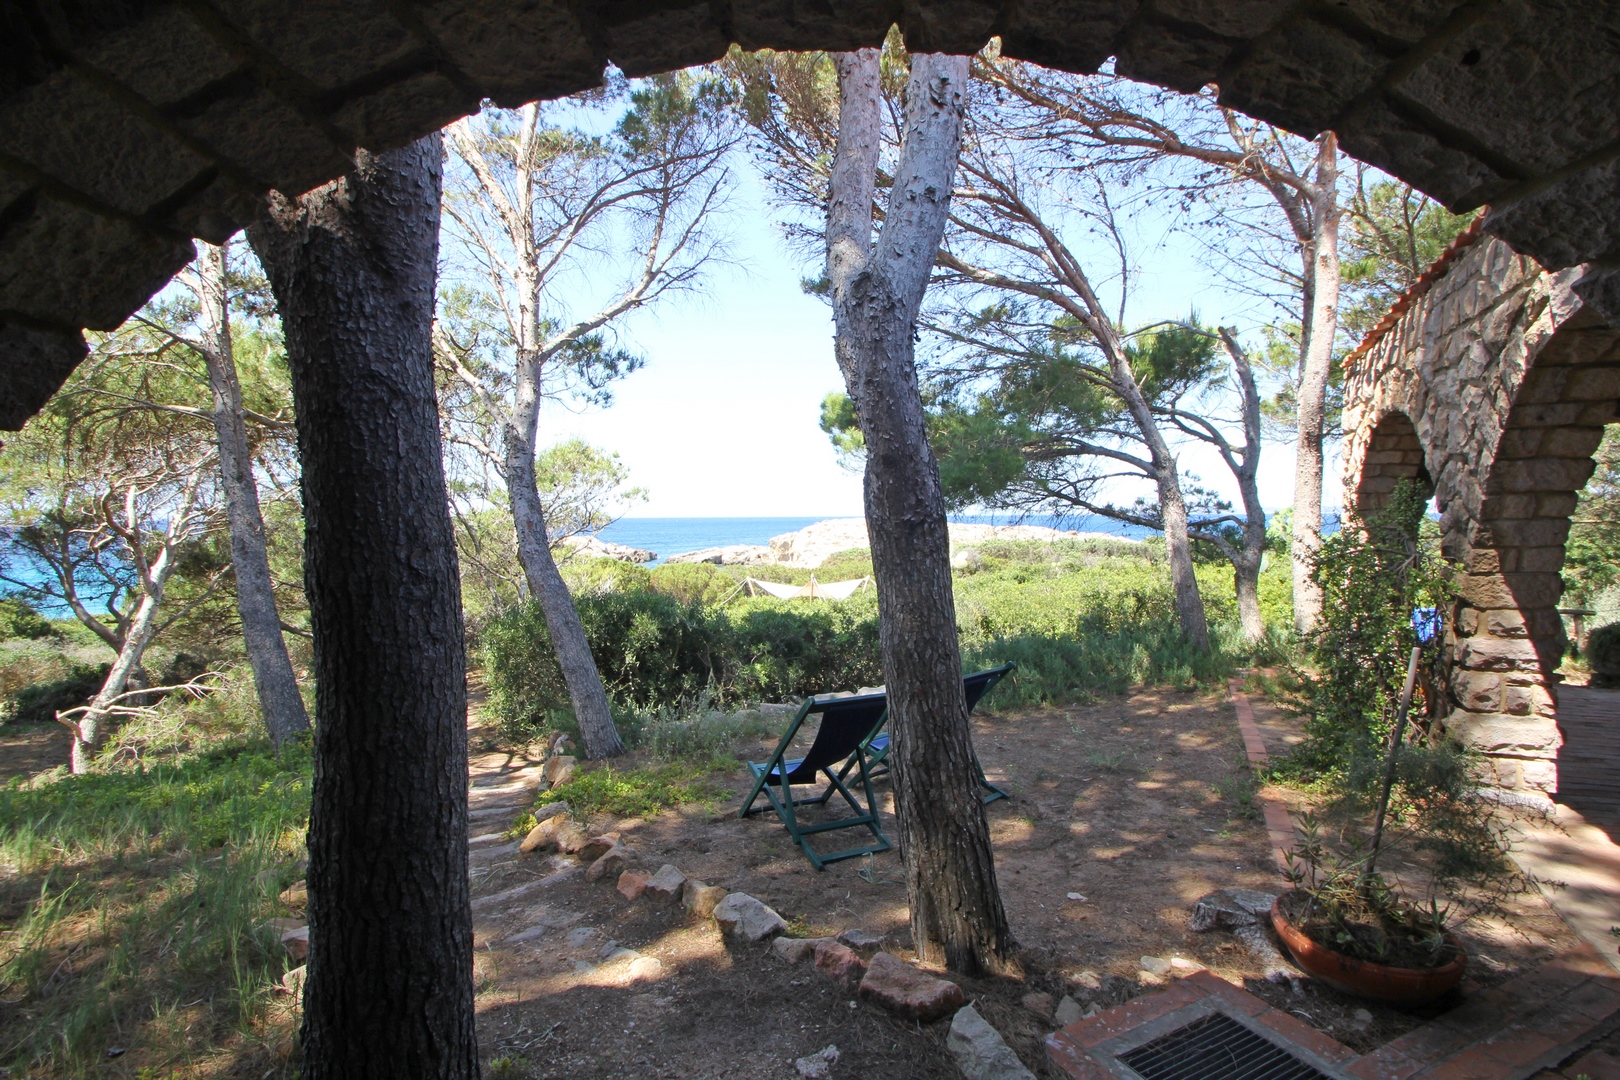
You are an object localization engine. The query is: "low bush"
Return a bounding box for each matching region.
[1,661,108,725]
[0,598,55,641]
[482,540,1285,741]
[1588,621,1620,688]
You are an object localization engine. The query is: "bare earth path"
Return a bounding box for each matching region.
[458,689,1319,1079]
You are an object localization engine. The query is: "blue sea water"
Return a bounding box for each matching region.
[597,513,1151,566]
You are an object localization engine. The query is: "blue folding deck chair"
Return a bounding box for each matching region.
[839,662,1016,804]
[739,691,891,870]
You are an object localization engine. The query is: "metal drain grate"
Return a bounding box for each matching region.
[1117,1012,1335,1080]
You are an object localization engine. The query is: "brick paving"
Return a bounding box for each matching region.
[1046,683,1620,1080]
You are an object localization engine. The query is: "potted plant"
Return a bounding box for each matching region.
[1271,483,1524,1006]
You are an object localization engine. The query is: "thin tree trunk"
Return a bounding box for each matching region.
[505,359,624,759]
[195,241,310,749]
[1291,134,1340,635]
[829,49,1014,977]
[69,581,167,772]
[1153,472,1210,652]
[248,135,477,1080]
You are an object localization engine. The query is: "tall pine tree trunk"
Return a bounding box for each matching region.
[829,49,1013,977]
[195,241,310,749]
[248,135,477,1080]
[1291,135,1341,634]
[505,355,624,759]
[1153,469,1211,651]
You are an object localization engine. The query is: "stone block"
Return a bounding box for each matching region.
[644,864,687,903]
[171,84,354,196]
[212,0,421,90]
[1451,669,1502,713]
[730,0,894,52]
[616,869,650,901]
[416,0,604,107]
[1219,17,1389,134]
[948,1003,1037,1080]
[1502,682,1556,718]
[554,820,588,854]
[858,953,966,1022]
[576,831,619,863]
[681,879,727,918]
[997,0,1134,74]
[1536,424,1609,458]
[712,892,787,943]
[899,0,1000,54]
[1478,516,1571,548]
[1483,609,1530,638]
[1457,633,1543,673]
[1504,546,1568,573]
[0,195,194,330]
[599,4,730,77]
[1335,95,1511,207]
[585,843,635,882]
[332,71,475,152]
[1490,456,1594,493]
[1449,713,1561,757]
[771,936,829,964]
[813,939,866,987]
[1520,758,1558,793]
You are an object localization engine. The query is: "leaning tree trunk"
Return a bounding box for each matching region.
[505,356,624,759]
[248,135,477,1080]
[1291,135,1341,635]
[829,49,1014,977]
[69,579,169,773]
[196,241,310,749]
[1153,468,1211,652]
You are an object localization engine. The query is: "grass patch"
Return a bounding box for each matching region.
[0,687,310,1078]
[529,761,727,822]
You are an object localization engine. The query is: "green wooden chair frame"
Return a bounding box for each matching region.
[739,691,892,870]
[837,662,1016,805]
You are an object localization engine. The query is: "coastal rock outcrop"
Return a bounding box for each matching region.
[559,535,655,563]
[664,544,772,566]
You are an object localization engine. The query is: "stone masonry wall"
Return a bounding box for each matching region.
[1342,235,1620,797]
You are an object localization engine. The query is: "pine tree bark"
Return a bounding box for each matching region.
[829,49,1013,977]
[248,135,478,1080]
[1291,134,1341,635]
[505,354,624,758]
[195,241,310,749]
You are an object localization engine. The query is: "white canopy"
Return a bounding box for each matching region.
[741,575,870,601]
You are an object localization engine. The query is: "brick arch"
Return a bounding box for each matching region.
[1353,411,1434,513]
[1342,231,1620,800]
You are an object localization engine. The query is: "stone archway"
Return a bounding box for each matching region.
[1342,229,1620,799]
[1353,411,1434,512]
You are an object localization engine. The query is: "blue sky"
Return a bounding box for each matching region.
[531,161,1340,519]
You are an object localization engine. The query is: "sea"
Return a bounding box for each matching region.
[597,513,1152,566]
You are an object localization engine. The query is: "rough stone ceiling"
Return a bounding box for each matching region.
[2,0,1618,427]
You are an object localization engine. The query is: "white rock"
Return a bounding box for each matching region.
[665,544,772,565]
[1140,956,1172,975]
[1054,995,1084,1027]
[794,1045,840,1079]
[559,535,655,563]
[947,1004,1037,1080]
[712,892,788,943]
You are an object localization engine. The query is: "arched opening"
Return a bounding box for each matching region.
[1353,410,1434,515]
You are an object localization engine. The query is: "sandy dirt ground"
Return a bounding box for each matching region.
[452,685,1578,1078]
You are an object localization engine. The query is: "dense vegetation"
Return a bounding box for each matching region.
[0,681,309,1078]
[481,537,1292,744]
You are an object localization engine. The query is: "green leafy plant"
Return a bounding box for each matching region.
[531,761,726,820]
[1587,621,1620,688]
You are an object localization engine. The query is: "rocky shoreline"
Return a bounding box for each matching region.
[579,518,1134,568]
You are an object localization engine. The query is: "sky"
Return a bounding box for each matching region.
[528,164,1343,520]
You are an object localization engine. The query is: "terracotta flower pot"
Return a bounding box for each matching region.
[1271,892,1466,1007]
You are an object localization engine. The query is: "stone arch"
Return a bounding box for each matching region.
[1342,231,1620,799]
[1353,411,1434,513]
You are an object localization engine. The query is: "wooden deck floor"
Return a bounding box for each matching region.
[1556,686,1620,838]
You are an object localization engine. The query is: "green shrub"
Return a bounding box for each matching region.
[647,561,736,605]
[1589,621,1620,687]
[817,548,875,579]
[0,599,55,641]
[1279,481,1451,781]
[2,663,108,725]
